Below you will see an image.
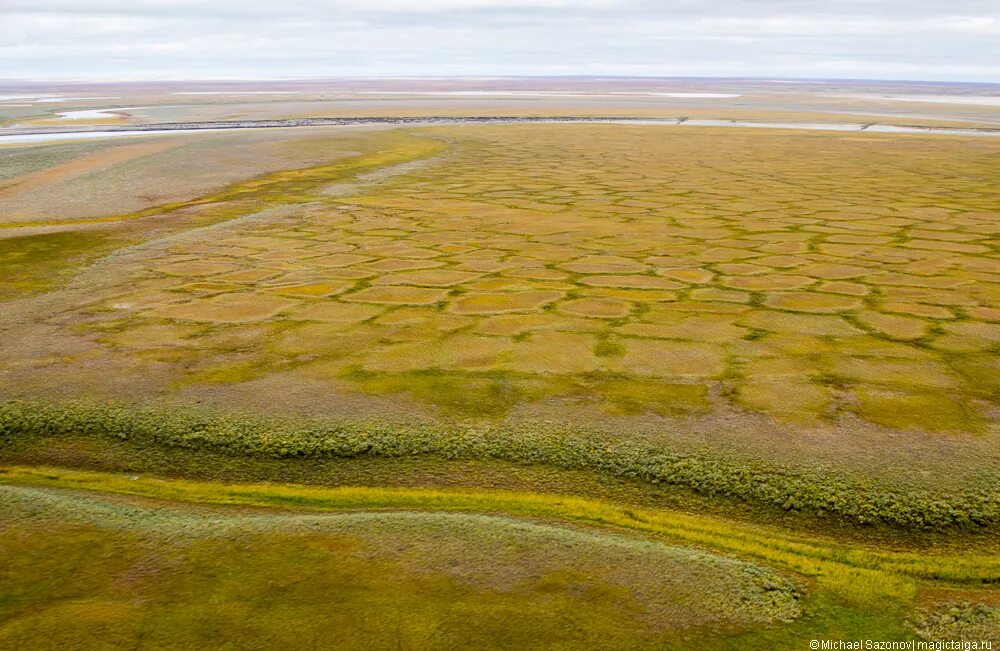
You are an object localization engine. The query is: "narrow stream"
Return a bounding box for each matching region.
[2,116,998,144]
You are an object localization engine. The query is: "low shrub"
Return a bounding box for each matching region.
[914,602,1000,643]
[1,400,997,531]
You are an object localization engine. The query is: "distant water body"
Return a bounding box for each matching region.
[55,107,148,120]
[2,117,997,145]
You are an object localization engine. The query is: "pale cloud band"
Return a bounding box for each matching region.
[2,0,998,81]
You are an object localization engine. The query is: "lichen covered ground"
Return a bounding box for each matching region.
[3,125,996,435]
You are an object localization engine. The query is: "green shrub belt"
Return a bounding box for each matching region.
[1,401,995,530]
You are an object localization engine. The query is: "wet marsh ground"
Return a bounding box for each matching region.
[1,118,998,648]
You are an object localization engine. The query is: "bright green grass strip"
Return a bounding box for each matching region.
[1,400,998,531]
[3,465,999,605]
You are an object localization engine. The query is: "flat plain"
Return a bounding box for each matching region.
[1,79,998,649]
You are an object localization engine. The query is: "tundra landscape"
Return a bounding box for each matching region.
[1,77,998,649]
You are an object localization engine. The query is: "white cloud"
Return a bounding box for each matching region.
[0,0,997,81]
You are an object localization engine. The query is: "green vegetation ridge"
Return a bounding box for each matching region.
[2,400,997,531]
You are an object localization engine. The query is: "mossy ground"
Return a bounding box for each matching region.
[1,480,804,650]
[0,231,119,299]
[1,122,998,648]
[3,125,994,435]
[2,466,998,649]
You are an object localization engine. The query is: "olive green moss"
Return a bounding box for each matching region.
[0,231,118,299]
[0,486,802,650]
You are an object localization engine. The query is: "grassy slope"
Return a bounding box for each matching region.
[1,480,803,650]
[2,467,998,648]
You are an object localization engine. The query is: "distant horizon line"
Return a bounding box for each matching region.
[1,75,998,87]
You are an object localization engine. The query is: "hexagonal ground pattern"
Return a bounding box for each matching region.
[7,125,998,430]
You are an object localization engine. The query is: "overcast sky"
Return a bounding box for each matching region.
[2,1,999,82]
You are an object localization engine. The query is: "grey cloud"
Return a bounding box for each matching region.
[1,0,998,80]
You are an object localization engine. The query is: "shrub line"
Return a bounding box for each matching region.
[0,400,996,530]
